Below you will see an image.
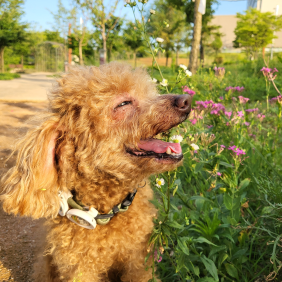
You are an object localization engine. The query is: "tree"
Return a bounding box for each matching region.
[189,0,202,74]
[123,21,143,67]
[0,0,27,72]
[76,0,120,63]
[210,32,222,58]
[168,0,218,70]
[234,8,282,59]
[147,0,186,67]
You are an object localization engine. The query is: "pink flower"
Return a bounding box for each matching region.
[207,125,213,128]
[228,145,246,156]
[220,145,225,148]
[154,250,162,263]
[191,118,197,125]
[238,96,250,104]
[225,86,233,91]
[225,86,244,92]
[219,96,223,100]
[261,67,272,75]
[196,100,214,109]
[245,108,258,113]
[257,114,265,121]
[237,111,244,118]
[224,111,232,118]
[261,67,278,81]
[270,95,282,103]
[217,172,222,176]
[235,86,245,92]
[183,86,196,97]
[244,122,250,126]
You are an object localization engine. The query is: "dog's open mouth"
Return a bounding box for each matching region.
[126,138,183,162]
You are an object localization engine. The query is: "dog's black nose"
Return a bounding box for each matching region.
[174,94,191,112]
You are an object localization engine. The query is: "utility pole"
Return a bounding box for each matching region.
[189,0,203,74]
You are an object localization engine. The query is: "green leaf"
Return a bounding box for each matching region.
[262,206,273,214]
[195,162,205,173]
[194,237,217,246]
[218,253,229,268]
[173,185,178,196]
[177,238,190,256]
[208,245,227,258]
[190,196,213,203]
[200,255,219,281]
[166,220,184,229]
[174,179,181,186]
[224,263,239,279]
[196,278,217,282]
[238,178,250,190]
[223,194,233,210]
[219,161,234,168]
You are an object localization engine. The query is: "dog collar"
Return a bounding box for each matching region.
[58,182,145,229]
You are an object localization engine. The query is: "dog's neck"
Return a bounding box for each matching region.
[70,170,145,214]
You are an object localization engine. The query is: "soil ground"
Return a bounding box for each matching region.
[0,100,49,282]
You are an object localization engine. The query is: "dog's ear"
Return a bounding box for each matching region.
[0,118,64,219]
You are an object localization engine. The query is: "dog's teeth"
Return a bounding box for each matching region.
[166,147,172,154]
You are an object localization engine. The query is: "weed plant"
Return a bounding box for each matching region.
[126,1,282,281]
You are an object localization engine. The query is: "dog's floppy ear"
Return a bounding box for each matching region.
[0,116,64,219]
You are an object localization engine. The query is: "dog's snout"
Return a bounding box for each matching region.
[174,94,191,112]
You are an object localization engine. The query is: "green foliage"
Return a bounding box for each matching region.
[0,0,27,71]
[147,0,188,66]
[0,72,20,79]
[234,8,282,58]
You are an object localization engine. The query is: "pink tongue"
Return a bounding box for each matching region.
[138,139,182,154]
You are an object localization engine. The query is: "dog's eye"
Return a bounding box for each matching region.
[117,101,132,108]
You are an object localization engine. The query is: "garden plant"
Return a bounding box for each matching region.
[125,1,282,281]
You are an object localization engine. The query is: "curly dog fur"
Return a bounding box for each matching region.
[0,62,191,282]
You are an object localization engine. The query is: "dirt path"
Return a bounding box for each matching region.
[0,73,53,102]
[0,101,49,282]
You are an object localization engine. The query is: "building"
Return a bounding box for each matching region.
[211,0,282,52]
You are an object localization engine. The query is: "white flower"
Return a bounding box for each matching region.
[156,37,164,43]
[179,64,187,71]
[150,9,155,14]
[169,135,183,143]
[160,79,168,87]
[166,24,169,28]
[152,78,157,83]
[185,70,192,77]
[156,178,165,188]
[125,0,130,3]
[190,143,199,151]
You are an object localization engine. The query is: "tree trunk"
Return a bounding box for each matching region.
[134,51,137,68]
[189,0,202,74]
[0,46,5,73]
[166,54,169,67]
[200,37,204,67]
[79,40,84,65]
[21,55,24,69]
[101,24,107,64]
[176,48,179,66]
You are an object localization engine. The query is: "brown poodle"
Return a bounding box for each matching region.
[0,62,192,282]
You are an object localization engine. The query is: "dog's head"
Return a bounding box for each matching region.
[0,62,192,218]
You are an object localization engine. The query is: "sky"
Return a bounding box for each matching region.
[22,0,248,31]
